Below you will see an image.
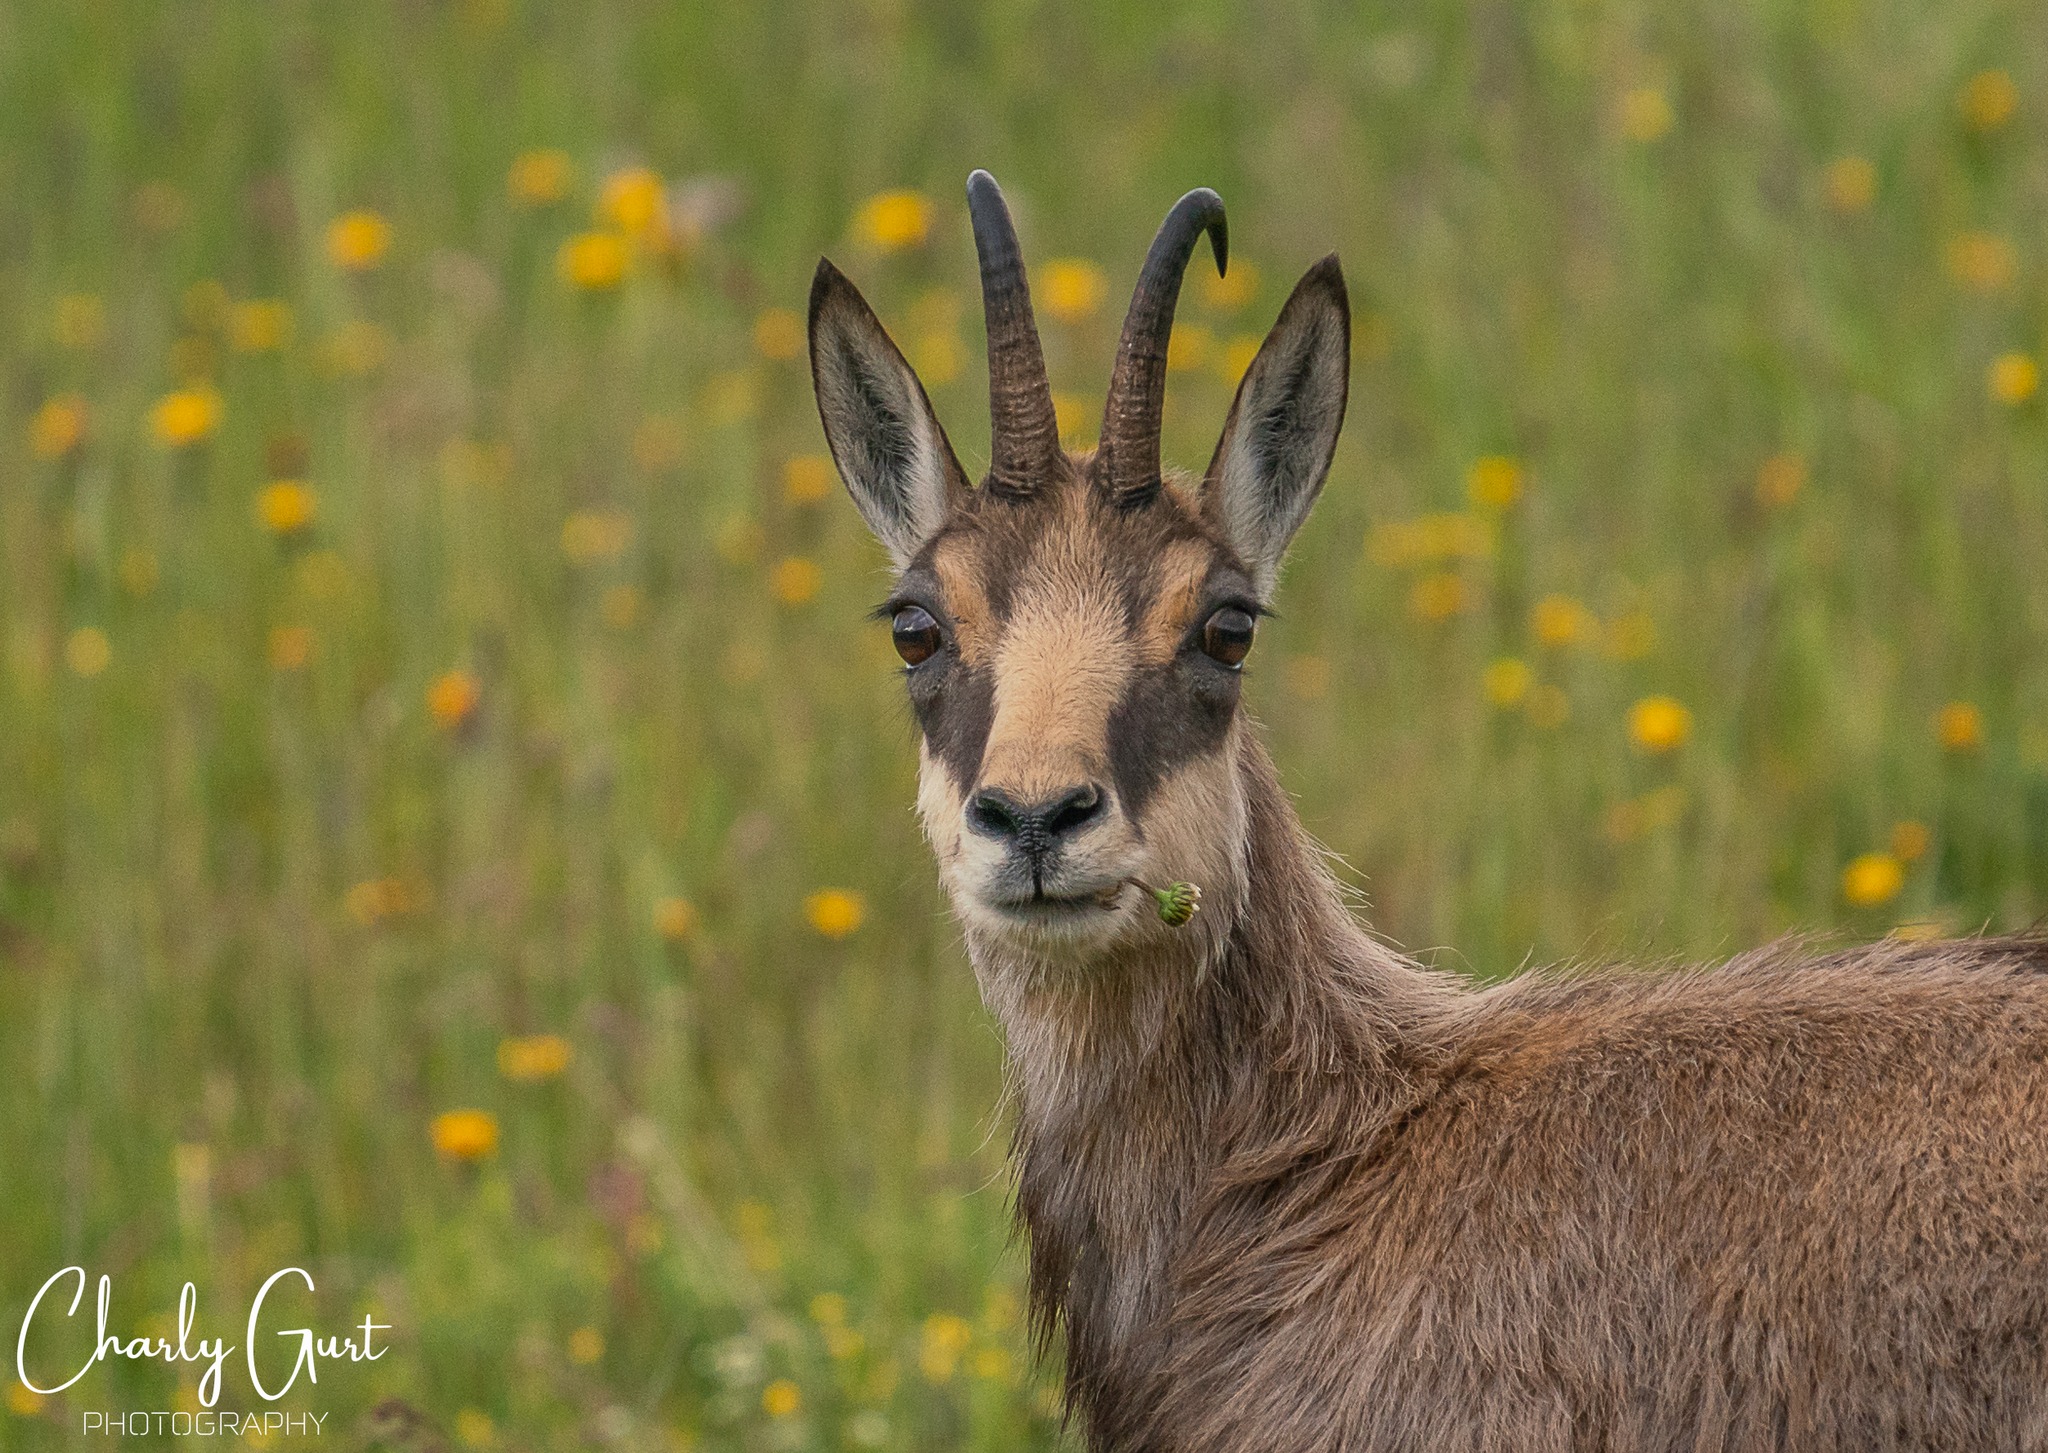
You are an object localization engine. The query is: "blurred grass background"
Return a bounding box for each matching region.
[2,0,2045,1447]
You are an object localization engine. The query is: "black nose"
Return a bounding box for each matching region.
[967,783,1106,853]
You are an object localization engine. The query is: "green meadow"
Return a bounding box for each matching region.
[2,1,2045,1447]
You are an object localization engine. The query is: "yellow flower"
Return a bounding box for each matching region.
[912,329,963,384]
[1483,657,1533,708]
[1466,455,1523,509]
[654,896,697,941]
[427,670,481,731]
[29,395,87,459]
[53,293,105,350]
[267,626,314,671]
[566,1326,605,1365]
[1890,819,1931,863]
[1167,323,1214,372]
[761,1380,801,1419]
[769,557,821,606]
[784,454,834,505]
[497,1034,573,1083]
[1944,232,2017,293]
[1052,390,1095,445]
[1039,259,1108,323]
[558,232,628,290]
[1989,353,2040,405]
[1823,156,1876,214]
[855,189,932,251]
[346,877,424,925]
[972,1347,1015,1383]
[151,388,222,448]
[599,167,665,237]
[919,1313,972,1383]
[1408,571,1471,621]
[454,1408,497,1449]
[1627,695,1693,754]
[561,510,633,565]
[810,1292,848,1326]
[805,889,865,939]
[1618,86,1673,142]
[1530,594,1597,649]
[430,1109,499,1161]
[1935,701,1984,752]
[66,626,111,678]
[327,210,392,271]
[1198,260,1260,312]
[231,300,293,352]
[1842,852,1905,908]
[753,307,805,361]
[1756,452,1806,508]
[1365,513,1495,567]
[256,481,317,535]
[1960,69,2018,132]
[508,148,573,206]
[1216,334,1263,385]
[6,1382,42,1416]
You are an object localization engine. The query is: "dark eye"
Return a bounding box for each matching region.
[891,605,943,666]
[1200,606,1256,667]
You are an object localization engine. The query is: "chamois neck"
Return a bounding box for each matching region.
[969,730,1456,1430]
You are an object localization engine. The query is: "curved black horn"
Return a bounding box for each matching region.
[967,170,1060,499]
[1099,188,1228,507]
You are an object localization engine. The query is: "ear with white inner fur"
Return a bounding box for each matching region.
[1202,255,1350,598]
[808,259,968,568]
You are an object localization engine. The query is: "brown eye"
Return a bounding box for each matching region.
[892,605,942,666]
[1201,606,1256,667]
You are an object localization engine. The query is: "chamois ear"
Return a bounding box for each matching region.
[808,259,967,568]
[1203,255,1349,598]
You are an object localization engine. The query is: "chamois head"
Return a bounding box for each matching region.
[810,171,1348,969]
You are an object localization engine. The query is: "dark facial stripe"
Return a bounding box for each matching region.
[910,655,996,793]
[1104,655,1239,819]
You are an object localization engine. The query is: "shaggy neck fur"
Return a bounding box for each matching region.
[963,730,1460,1437]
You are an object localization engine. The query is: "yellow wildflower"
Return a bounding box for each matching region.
[1945,233,2017,293]
[427,670,481,731]
[454,1408,496,1449]
[1627,695,1692,754]
[653,896,697,941]
[919,1313,972,1383]
[1199,260,1260,312]
[29,395,87,459]
[1618,86,1672,142]
[1483,657,1533,708]
[561,510,632,565]
[1217,334,1263,385]
[327,210,392,271]
[1531,594,1597,649]
[1842,852,1905,908]
[1935,701,1984,752]
[566,1327,604,1365]
[805,889,865,939]
[558,232,628,290]
[1466,456,1523,509]
[1960,69,2018,132]
[912,329,963,385]
[508,148,573,206]
[66,627,111,678]
[1167,323,1214,372]
[1890,820,1931,863]
[761,1380,801,1419]
[1756,452,1806,508]
[256,481,317,535]
[972,1347,1016,1383]
[1823,157,1876,214]
[346,877,423,925]
[810,1293,848,1326]
[784,454,834,505]
[1039,259,1108,323]
[1408,571,1471,621]
[1989,353,2040,405]
[231,300,293,352]
[770,557,821,606]
[1052,390,1095,445]
[151,388,222,447]
[753,307,805,361]
[430,1109,499,1162]
[7,1382,42,1416]
[267,626,313,671]
[855,189,932,250]
[497,1034,573,1083]
[599,167,665,238]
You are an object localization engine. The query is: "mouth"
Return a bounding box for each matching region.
[978,881,1132,928]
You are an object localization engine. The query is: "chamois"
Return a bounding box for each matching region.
[807,171,2048,1451]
